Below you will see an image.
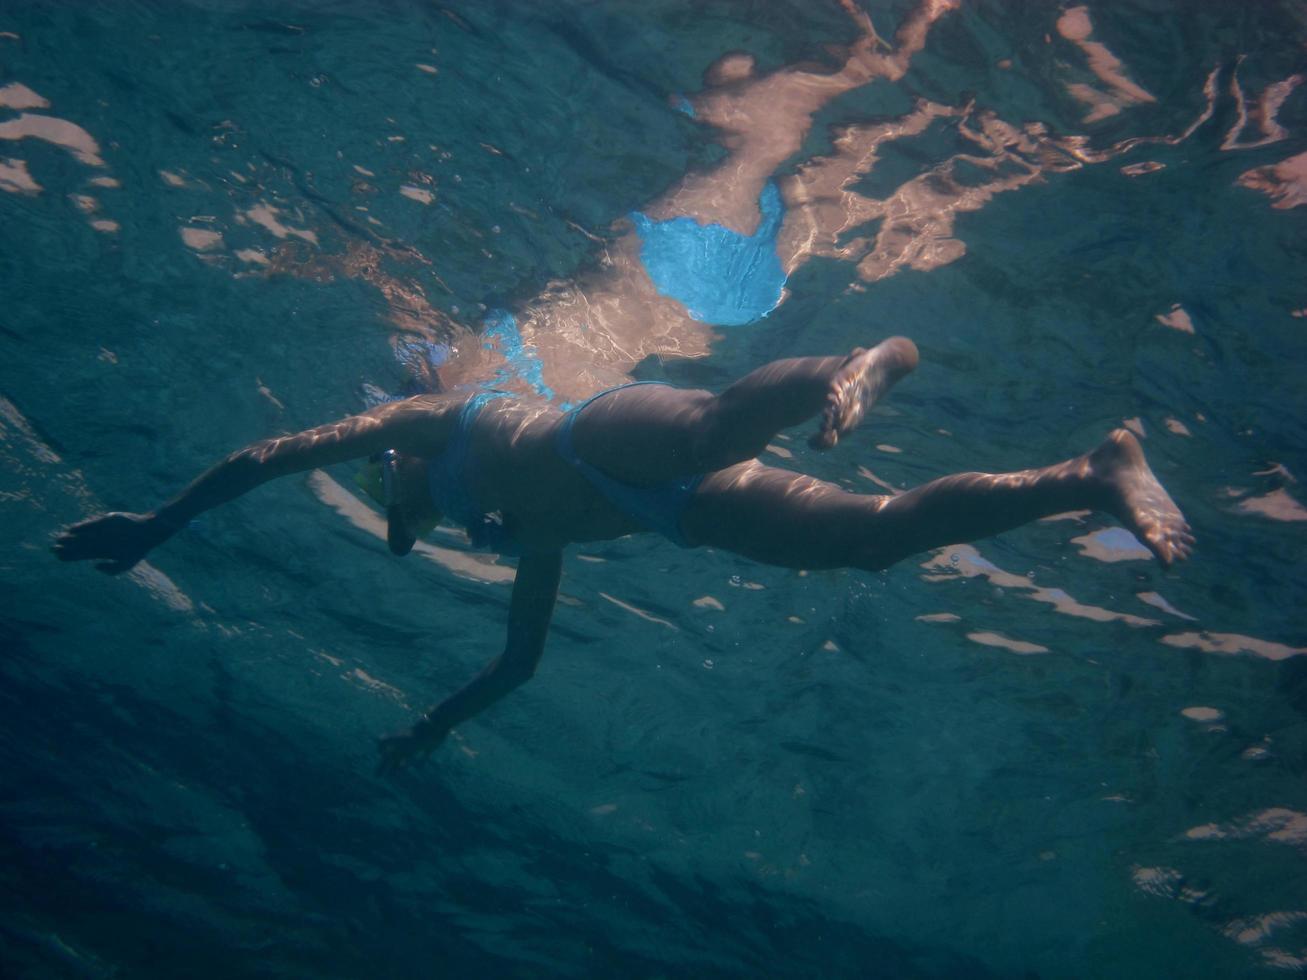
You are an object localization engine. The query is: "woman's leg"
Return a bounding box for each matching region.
[570,336,919,484]
[682,429,1193,568]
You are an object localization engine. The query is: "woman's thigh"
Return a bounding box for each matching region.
[681,461,889,569]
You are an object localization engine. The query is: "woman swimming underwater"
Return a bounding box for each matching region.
[53,337,1193,770]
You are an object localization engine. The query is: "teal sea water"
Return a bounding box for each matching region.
[2,2,1306,976]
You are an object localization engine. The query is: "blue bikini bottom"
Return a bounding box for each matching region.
[555,382,705,548]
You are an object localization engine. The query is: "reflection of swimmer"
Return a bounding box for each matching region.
[53,337,1193,769]
[429,0,965,402]
[411,0,1219,399]
[247,0,1229,407]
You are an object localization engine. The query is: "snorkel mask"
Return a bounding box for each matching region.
[356,450,439,555]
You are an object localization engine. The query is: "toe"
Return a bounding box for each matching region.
[809,429,838,450]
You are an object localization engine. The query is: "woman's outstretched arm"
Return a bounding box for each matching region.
[53,394,457,574]
[378,548,563,771]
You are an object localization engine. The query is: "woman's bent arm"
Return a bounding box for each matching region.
[379,549,563,770]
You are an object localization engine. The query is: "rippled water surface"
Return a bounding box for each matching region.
[2,2,1306,976]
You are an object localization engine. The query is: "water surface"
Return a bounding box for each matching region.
[2,2,1305,976]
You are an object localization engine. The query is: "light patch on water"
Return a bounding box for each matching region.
[1155,303,1195,333]
[255,379,284,411]
[1139,847,1307,970]
[241,203,319,245]
[1238,150,1307,210]
[127,561,195,614]
[399,185,434,205]
[314,649,343,668]
[1028,585,1159,626]
[916,612,960,623]
[234,248,269,266]
[159,170,186,187]
[180,226,224,251]
[345,667,406,705]
[1131,864,1183,899]
[1136,591,1195,620]
[965,630,1048,655]
[764,443,791,459]
[1223,69,1304,150]
[0,157,39,194]
[0,395,62,464]
[1256,946,1307,971]
[856,465,899,494]
[1235,487,1307,522]
[1224,911,1307,948]
[0,82,49,110]
[692,595,724,611]
[1164,417,1191,436]
[1180,706,1224,723]
[922,544,1157,626]
[0,112,104,166]
[1056,6,1156,122]
[1070,526,1152,562]
[598,591,677,631]
[1162,631,1307,662]
[1038,509,1090,523]
[1186,808,1307,850]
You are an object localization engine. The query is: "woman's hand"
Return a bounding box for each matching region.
[377,717,447,774]
[51,511,173,574]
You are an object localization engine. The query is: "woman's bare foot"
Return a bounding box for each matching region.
[1089,429,1194,567]
[810,336,919,449]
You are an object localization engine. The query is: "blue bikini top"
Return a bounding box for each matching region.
[630,181,787,327]
[427,391,519,554]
